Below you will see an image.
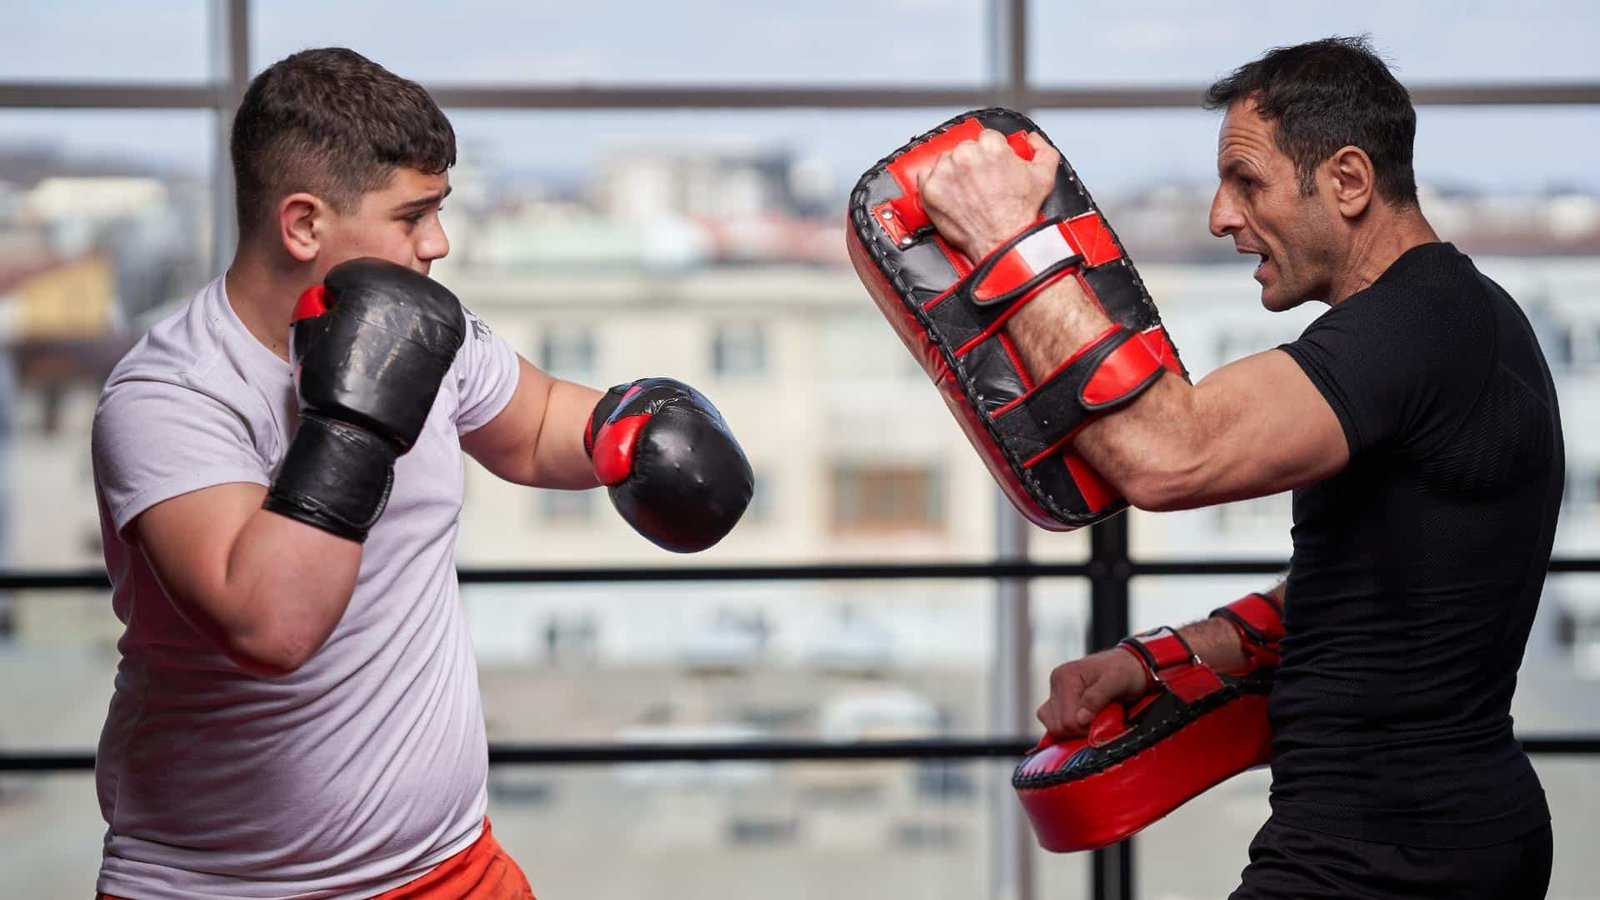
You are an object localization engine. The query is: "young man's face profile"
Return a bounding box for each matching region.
[316,167,453,278]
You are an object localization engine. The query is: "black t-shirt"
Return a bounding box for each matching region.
[1274,242,1563,848]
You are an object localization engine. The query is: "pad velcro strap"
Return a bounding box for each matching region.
[1116,626,1223,704]
[1209,592,1286,670]
[959,213,1123,310]
[993,325,1165,451]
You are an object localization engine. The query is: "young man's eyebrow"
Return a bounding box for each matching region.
[392,186,453,214]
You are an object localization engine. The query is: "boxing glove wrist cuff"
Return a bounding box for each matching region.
[263,413,398,542]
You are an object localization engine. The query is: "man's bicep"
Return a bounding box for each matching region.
[128,482,266,638]
[1195,348,1349,502]
[461,355,556,485]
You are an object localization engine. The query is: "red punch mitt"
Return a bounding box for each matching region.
[1013,593,1284,852]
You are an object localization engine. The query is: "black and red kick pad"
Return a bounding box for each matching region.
[846,108,1187,530]
[1012,627,1274,853]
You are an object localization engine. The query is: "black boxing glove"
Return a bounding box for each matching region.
[585,378,754,553]
[264,258,466,541]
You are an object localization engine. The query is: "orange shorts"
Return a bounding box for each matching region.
[99,818,533,900]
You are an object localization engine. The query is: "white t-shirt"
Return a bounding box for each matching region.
[90,274,520,899]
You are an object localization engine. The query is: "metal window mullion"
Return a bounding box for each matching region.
[3,81,1600,113]
[0,84,219,108]
[209,0,248,275]
[990,0,1035,897]
[993,502,1035,900]
[3,83,1599,114]
[1089,516,1135,900]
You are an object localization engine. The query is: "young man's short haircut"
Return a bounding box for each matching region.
[230,48,456,237]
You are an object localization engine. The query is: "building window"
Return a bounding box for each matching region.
[1215,492,1293,533]
[538,488,595,524]
[831,464,944,531]
[539,324,595,381]
[713,322,767,378]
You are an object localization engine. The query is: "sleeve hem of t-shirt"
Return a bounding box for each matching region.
[455,366,521,437]
[110,467,272,534]
[1277,342,1363,456]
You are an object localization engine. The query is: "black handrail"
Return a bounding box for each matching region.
[4,557,1600,591]
[6,735,1598,773]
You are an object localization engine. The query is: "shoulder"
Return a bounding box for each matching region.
[102,278,231,395]
[94,279,278,455]
[1316,246,1497,353]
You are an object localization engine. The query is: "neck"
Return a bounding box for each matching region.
[1327,203,1441,305]
[224,241,315,362]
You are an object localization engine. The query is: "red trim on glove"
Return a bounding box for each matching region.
[292,284,329,324]
[591,414,647,487]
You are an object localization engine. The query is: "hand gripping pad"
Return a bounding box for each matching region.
[1012,598,1282,853]
[846,108,1187,530]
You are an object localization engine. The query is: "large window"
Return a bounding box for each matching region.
[5,4,1599,900]
[0,3,210,82]
[1028,1,1600,86]
[252,1,989,85]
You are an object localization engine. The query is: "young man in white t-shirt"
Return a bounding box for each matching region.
[89,48,752,900]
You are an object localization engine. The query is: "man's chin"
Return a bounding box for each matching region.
[1258,284,1296,313]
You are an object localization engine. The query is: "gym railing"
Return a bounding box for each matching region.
[4,515,1600,900]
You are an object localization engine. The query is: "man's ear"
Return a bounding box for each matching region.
[1327,146,1375,220]
[278,192,327,263]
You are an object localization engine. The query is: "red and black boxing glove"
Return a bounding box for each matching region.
[585,378,753,553]
[263,258,466,541]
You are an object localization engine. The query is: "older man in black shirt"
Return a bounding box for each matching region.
[918,36,1561,897]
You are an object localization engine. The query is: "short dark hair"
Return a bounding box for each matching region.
[230,48,456,238]
[1205,36,1418,206]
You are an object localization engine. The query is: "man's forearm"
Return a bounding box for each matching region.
[1005,277,1209,509]
[529,379,604,490]
[1174,577,1286,673]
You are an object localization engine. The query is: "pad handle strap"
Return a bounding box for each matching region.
[962,214,1126,309]
[1115,626,1224,704]
[993,325,1166,451]
[872,122,1037,247]
[1209,592,1286,671]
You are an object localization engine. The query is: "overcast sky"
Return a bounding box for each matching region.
[2,1,1597,193]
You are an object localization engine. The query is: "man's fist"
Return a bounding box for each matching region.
[1037,646,1151,738]
[585,378,753,553]
[918,129,1061,261]
[263,259,465,541]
